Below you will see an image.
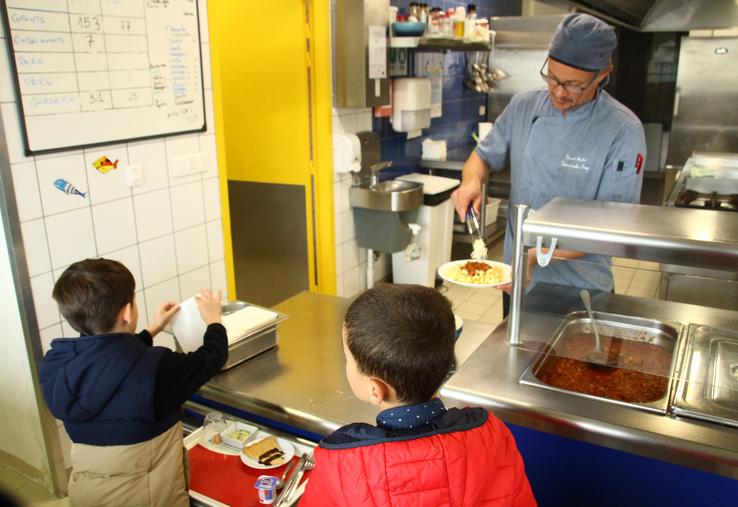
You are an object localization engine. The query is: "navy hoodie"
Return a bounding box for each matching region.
[40,332,181,446]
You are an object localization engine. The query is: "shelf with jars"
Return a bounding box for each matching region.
[390,3,491,51]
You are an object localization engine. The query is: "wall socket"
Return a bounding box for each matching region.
[171,152,208,178]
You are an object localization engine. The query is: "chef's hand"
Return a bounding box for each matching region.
[147,301,180,337]
[196,289,222,325]
[452,151,489,221]
[451,178,483,222]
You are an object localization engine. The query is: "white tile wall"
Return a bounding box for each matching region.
[206,219,225,262]
[45,208,97,269]
[133,189,174,241]
[203,177,221,221]
[139,235,178,287]
[199,134,218,178]
[171,181,206,230]
[30,273,59,329]
[128,139,169,195]
[178,266,211,301]
[20,219,51,277]
[92,198,137,254]
[10,162,42,221]
[174,225,208,273]
[331,107,391,297]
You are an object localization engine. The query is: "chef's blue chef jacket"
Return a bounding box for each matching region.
[476,88,646,292]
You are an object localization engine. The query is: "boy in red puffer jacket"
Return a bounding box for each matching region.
[300,284,536,507]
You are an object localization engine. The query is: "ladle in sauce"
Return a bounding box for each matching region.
[580,289,614,368]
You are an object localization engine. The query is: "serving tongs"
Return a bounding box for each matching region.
[466,207,483,244]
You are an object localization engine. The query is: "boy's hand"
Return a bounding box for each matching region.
[196,289,222,325]
[147,301,180,337]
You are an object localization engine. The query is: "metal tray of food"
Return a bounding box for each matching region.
[519,311,682,414]
[671,324,738,428]
[221,301,288,371]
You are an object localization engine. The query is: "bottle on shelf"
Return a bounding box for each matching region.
[453,6,466,39]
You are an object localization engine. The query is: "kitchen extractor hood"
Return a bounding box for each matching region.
[555,0,738,31]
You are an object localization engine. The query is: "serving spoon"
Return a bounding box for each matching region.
[580,289,612,367]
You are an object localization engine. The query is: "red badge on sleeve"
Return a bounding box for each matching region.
[635,153,644,174]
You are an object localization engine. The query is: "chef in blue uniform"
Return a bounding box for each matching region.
[452,13,646,316]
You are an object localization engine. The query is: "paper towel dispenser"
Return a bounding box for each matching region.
[391,78,432,132]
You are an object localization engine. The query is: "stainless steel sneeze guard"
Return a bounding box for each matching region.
[521,198,738,271]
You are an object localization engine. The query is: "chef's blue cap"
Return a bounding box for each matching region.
[549,13,616,72]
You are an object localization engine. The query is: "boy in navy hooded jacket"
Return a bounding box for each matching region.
[40,258,227,507]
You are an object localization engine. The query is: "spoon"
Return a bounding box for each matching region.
[580,289,610,366]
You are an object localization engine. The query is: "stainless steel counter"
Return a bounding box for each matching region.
[197,291,494,437]
[441,285,738,480]
[197,290,738,480]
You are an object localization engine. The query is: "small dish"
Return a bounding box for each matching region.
[240,436,295,470]
[220,421,258,449]
[438,259,512,288]
[392,21,426,37]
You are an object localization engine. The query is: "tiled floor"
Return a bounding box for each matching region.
[441,240,662,327]
[0,463,68,507]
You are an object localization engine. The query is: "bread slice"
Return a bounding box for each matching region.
[242,436,285,465]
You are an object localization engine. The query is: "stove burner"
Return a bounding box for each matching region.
[675,191,738,212]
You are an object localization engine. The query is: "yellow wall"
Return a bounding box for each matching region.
[209,1,335,295]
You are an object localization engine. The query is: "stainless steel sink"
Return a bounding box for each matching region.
[349,180,423,212]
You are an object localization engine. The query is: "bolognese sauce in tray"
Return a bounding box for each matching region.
[536,334,672,403]
[519,311,682,413]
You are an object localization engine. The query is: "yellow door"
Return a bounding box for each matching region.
[208,1,335,305]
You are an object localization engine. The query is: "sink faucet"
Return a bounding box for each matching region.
[369,161,392,189]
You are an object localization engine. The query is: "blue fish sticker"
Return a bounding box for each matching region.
[53,178,86,198]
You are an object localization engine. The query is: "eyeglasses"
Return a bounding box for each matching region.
[539,59,599,96]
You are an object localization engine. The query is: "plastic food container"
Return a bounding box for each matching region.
[254,475,279,504]
[220,421,258,448]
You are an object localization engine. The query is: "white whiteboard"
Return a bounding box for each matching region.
[2,0,206,154]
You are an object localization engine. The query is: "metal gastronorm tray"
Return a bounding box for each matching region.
[519,311,682,414]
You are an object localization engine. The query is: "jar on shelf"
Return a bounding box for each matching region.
[409,2,420,22]
[453,6,466,39]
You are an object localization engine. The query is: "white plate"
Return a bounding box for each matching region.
[240,436,295,470]
[438,259,512,288]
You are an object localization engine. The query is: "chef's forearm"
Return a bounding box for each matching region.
[462,151,489,186]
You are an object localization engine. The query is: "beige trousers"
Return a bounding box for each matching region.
[68,422,189,507]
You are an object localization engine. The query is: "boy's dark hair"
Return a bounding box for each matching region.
[344,283,455,405]
[52,258,135,336]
